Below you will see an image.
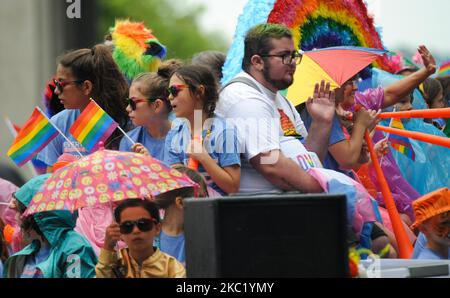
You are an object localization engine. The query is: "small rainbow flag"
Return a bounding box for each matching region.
[438,60,450,77]
[7,108,59,167]
[69,100,118,152]
[389,118,415,161]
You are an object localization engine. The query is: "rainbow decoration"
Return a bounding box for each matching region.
[110,20,167,82]
[69,100,118,152]
[438,60,450,77]
[7,108,59,167]
[389,118,415,161]
[222,0,395,85]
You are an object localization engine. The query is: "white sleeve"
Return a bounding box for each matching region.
[221,86,280,161]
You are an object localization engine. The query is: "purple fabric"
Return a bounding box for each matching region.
[354,88,420,220]
[0,178,19,226]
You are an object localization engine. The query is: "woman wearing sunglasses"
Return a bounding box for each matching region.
[119,60,182,162]
[165,65,241,195]
[36,44,130,171]
[96,199,185,278]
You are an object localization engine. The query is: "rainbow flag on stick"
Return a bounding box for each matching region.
[7,108,59,167]
[389,118,415,161]
[69,99,118,152]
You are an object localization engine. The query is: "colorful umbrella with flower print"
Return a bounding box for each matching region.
[25,148,197,215]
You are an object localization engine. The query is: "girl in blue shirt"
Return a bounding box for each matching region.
[165,65,241,195]
[36,45,130,170]
[119,60,182,162]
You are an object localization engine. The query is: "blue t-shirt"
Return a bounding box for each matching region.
[119,126,168,163]
[300,109,347,173]
[20,244,51,278]
[165,117,241,195]
[0,260,3,278]
[158,231,185,267]
[416,247,448,260]
[36,109,88,167]
[413,233,450,259]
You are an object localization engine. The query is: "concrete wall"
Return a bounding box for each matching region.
[0,0,98,183]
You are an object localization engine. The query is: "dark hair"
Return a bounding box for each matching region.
[422,78,443,107]
[114,199,160,223]
[132,59,183,112]
[437,75,450,98]
[172,65,219,118]
[154,166,208,209]
[192,51,226,82]
[20,215,45,240]
[242,23,293,72]
[58,44,130,149]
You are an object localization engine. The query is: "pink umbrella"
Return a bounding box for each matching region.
[24,148,198,215]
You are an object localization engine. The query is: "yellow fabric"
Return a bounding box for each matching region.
[411,187,450,229]
[287,55,340,107]
[95,247,186,278]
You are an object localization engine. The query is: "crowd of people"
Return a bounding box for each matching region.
[0,21,449,278]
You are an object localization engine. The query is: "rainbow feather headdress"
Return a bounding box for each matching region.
[110,20,167,81]
[222,0,395,84]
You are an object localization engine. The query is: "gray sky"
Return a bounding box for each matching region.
[189,0,449,59]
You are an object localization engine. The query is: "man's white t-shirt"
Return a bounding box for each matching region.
[216,72,321,193]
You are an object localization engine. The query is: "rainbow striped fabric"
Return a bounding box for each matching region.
[69,100,118,152]
[7,108,59,167]
[389,118,415,161]
[438,60,450,77]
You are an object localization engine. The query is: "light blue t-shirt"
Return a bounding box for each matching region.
[20,244,51,278]
[300,110,348,173]
[36,109,88,167]
[165,116,241,195]
[159,231,185,267]
[119,126,168,163]
[416,247,448,260]
[413,233,450,260]
[0,260,3,278]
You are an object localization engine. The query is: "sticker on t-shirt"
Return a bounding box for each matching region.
[280,136,322,171]
[278,109,304,140]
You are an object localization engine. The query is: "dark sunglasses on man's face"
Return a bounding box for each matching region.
[167,84,188,97]
[119,218,156,234]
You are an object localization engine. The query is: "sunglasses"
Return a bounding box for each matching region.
[167,84,188,97]
[126,97,149,110]
[119,218,157,234]
[53,79,84,93]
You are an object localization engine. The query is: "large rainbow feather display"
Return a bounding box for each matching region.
[110,20,167,82]
[222,0,395,85]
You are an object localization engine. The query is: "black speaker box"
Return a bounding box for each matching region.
[184,193,349,278]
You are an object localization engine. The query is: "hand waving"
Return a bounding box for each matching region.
[306,81,336,124]
[418,45,436,76]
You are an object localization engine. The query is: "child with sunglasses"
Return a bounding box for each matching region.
[119,60,183,162]
[165,65,241,195]
[96,199,185,278]
[153,166,209,267]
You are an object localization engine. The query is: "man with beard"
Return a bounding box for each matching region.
[216,23,335,193]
